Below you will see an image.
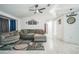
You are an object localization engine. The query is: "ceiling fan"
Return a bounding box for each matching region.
[29,4,51,14]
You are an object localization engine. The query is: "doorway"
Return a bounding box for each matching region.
[45,20,54,51]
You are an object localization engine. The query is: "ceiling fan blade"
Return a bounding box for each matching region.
[34,11,37,14]
[39,8,46,10]
[29,9,35,11]
[35,4,38,8]
[47,4,51,7]
[39,10,43,13]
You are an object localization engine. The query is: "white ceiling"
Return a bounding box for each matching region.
[50,4,79,17]
[0,4,79,19]
[0,4,53,19]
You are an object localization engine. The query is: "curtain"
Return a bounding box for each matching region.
[0,18,9,33]
[0,19,2,32]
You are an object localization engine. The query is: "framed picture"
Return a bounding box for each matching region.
[27,20,38,25]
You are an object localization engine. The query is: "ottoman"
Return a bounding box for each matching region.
[34,34,46,42]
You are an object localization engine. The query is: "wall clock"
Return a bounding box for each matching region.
[67,16,76,24]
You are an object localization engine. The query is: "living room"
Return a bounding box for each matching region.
[0,4,54,52]
[0,4,79,54]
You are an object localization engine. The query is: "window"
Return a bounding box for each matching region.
[10,19,16,31]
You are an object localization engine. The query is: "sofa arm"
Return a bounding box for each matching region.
[0,33,10,40]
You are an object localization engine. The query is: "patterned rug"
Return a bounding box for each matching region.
[0,40,45,50]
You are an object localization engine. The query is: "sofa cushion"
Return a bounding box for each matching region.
[23,29,28,34]
[22,29,45,34]
[1,33,10,39]
[20,30,28,35]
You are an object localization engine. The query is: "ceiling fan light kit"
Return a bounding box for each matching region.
[29,4,51,14]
